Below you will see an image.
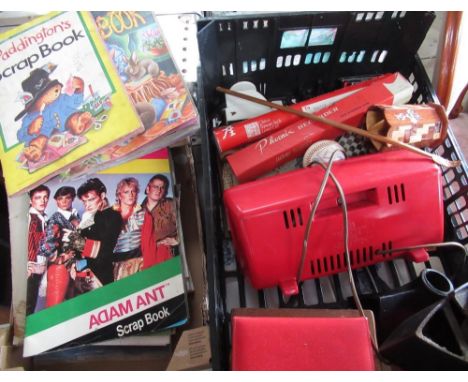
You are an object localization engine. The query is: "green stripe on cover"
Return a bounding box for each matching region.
[25,257,181,336]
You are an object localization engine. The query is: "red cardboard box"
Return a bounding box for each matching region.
[231,308,376,371]
[227,72,413,183]
[214,73,397,153]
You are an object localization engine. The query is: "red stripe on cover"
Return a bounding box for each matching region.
[140,149,169,159]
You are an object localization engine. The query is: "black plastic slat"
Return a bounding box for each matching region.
[196,11,468,370]
[388,260,403,288]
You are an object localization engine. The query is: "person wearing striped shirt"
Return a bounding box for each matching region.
[112,177,145,280]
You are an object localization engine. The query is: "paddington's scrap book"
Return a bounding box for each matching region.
[0,11,143,196]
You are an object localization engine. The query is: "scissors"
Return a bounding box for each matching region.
[92,114,109,130]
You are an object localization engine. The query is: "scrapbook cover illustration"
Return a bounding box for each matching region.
[64,11,199,178]
[0,11,143,196]
[23,148,188,357]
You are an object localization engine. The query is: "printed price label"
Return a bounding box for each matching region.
[244,122,261,138]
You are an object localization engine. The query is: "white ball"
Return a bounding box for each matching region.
[302,140,346,167]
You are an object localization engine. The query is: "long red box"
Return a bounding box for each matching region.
[226,72,413,183]
[231,309,376,371]
[213,74,396,153]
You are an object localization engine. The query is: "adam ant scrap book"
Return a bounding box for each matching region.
[23,148,188,357]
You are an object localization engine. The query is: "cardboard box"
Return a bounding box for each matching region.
[226,72,414,183]
[166,326,211,371]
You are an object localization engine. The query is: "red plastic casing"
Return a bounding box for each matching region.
[224,150,444,295]
[231,315,375,371]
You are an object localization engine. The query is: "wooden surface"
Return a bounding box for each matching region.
[436,11,463,108]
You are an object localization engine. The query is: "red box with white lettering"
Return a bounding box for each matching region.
[226,72,414,183]
[213,74,395,153]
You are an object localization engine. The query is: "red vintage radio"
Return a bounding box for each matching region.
[224,150,444,296]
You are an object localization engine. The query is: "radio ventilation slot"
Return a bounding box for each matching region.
[310,242,393,276]
[290,209,297,227]
[283,211,289,229]
[387,184,406,205]
[282,208,304,229]
[329,255,335,271]
[379,241,393,257]
[313,246,375,275]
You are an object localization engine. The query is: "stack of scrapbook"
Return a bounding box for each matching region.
[0,11,143,196]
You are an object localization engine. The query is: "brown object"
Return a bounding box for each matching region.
[216,86,461,168]
[436,11,463,109]
[366,103,448,150]
[152,198,177,242]
[449,82,468,119]
[166,326,211,371]
[23,135,47,162]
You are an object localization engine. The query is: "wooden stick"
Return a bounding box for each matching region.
[216,86,460,168]
[449,82,468,119]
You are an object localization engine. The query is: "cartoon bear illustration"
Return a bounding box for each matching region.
[15,67,93,162]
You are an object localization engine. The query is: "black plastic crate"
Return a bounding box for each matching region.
[196,11,468,370]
